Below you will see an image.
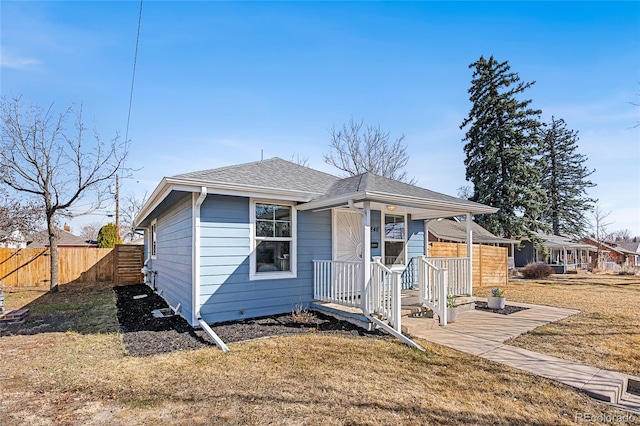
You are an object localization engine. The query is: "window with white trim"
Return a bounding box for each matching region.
[251,201,296,280]
[150,220,157,259]
[384,214,405,267]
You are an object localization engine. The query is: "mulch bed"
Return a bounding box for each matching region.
[114,284,388,356]
[475,301,529,315]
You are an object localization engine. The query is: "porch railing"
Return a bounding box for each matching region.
[313,260,362,307]
[423,257,471,296]
[369,257,401,332]
[417,256,448,326]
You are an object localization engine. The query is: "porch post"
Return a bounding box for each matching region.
[563,247,567,273]
[466,213,473,296]
[424,220,430,257]
[362,201,371,316]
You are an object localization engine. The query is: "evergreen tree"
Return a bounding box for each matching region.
[540,117,595,236]
[460,55,546,239]
[97,222,122,248]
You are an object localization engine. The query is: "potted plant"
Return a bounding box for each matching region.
[487,287,506,310]
[446,294,458,323]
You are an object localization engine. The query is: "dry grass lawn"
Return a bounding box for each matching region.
[0,279,636,425]
[475,273,640,378]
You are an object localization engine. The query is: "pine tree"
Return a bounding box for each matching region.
[460,56,546,239]
[540,117,595,236]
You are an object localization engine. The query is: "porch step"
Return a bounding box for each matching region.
[401,315,439,335]
[451,296,477,313]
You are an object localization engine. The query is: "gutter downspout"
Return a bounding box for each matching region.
[192,187,230,352]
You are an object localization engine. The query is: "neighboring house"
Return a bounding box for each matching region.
[135,157,497,338]
[514,232,596,273]
[0,229,27,248]
[426,218,519,267]
[27,226,97,248]
[617,241,640,266]
[580,237,638,269]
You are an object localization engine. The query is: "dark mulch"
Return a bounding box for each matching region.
[475,301,529,315]
[114,284,388,357]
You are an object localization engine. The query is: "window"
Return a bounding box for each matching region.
[251,201,296,280]
[150,220,157,259]
[384,214,405,267]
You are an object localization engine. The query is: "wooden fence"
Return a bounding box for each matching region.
[0,245,144,288]
[428,242,508,287]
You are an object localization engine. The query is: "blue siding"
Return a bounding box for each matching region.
[199,195,332,323]
[148,193,193,323]
[407,215,425,259]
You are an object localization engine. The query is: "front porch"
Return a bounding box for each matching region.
[312,255,474,340]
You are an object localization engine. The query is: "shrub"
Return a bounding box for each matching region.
[520,262,554,279]
[291,303,314,324]
[618,267,638,276]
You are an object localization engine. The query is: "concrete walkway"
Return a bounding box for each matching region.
[404,300,640,414]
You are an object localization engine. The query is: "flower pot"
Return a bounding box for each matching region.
[447,307,458,323]
[487,296,506,310]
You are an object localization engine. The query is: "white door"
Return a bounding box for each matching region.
[333,210,363,261]
[332,209,363,300]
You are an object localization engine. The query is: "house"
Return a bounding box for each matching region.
[27,226,97,248]
[0,229,27,248]
[426,218,519,267]
[134,158,497,348]
[617,241,640,266]
[580,237,638,270]
[515,232,596,273]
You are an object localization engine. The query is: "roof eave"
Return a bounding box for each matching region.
[296,190,498,216]
[134,177,322,227]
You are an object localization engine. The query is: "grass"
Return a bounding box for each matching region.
[475,273,640,377]
[1,278,637,425]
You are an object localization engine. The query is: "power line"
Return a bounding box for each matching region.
[124,0,144,150]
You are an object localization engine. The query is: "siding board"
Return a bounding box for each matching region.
[198,195,331,324]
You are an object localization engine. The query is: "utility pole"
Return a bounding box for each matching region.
[115,175,120,244]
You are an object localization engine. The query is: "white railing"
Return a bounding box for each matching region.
[369,257,401,333]
[313,260,362,307]
[417,256,449,326]
[424,257,471,296]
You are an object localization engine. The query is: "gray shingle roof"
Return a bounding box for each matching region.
[312,172,491,210]
[173,157,340,197]
[428,218,519,244]
[27,229,95,248]
[617,241,640,253]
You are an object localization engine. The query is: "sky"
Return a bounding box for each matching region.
[1,1,639,236]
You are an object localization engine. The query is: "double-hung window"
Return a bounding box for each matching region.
[251,201,296,280]
[384,214,406,267]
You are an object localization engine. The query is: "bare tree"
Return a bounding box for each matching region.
[610,228,633,242]
[0,187,43,237]
[0,96,128,291]
[324,118,415,183]
[590,204,613,269]
[290,152,310,167]
[120,191,148,243]
[78,222,102,242]
[456,185,473,200]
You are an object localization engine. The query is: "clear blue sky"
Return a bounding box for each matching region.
[2,1,639,236]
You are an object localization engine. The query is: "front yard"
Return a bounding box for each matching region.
[475,273,640,377]
[0,276,638,425]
